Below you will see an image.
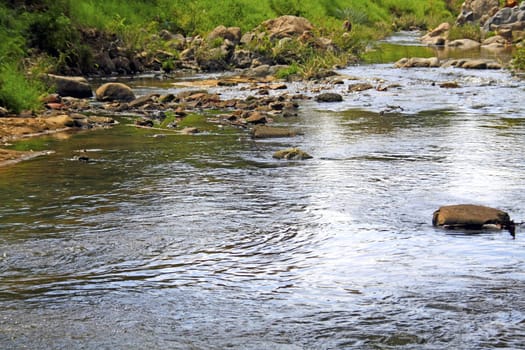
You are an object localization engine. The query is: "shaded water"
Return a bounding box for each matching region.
[1,35,525,349]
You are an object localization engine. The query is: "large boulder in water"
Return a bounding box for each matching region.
[433,204,515,236]
[315,92,343,102]
[95,82,135,102]
[46,74,93,98]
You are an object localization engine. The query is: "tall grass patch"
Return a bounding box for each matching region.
[0,63,45,113]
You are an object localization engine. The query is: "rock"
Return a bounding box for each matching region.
[459,58,502,69]
[207,25,242,44]
[421,22,450,45]
[245,112,268,124]
[94,51,116,74]
[433,204,515,236]
[483,4,525,31]
[439,81,461,88]
[273,147,312,160]
[0,107,8,117]
[231,49,254,69]
[45,74,93,98]
[262,15,314,39]
[481,35,509,48]
[394,57,440,68]
[447,39,481,50]
[251,125,297,138]
[135,118,154,127]
[128,93,159,108]
[181,127,200,134]
[268,83,288,90]
[315,93,343,102]
[42,115,77,128]
[95,83,136,102]
[457,0,499,24]
[481,42,507,51]
[471,0,500,19]
[348,83,374,92]
[243,64,273,77]
[159,94,176,104]
[87,116,116,125]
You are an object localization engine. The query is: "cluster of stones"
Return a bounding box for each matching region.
[394,56,503,69]
[42,71,320,159]
[93,81,302,131]
[76,16,337,76]
[422,0,525,49]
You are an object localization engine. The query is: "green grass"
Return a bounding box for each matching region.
[512,46,525,72]
[448,23,482,42]
[0,62,46,113]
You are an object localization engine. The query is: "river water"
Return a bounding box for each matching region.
[1,35,525,349]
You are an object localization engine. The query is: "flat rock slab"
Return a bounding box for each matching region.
[251,125,297,138]
[432,204,515,237]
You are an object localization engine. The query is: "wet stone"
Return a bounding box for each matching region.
[315,93,343,102]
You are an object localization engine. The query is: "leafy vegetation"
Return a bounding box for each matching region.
[448,23,482,42]
[0,62,46,113]
[0,0,459,113]
[512,46,525,72]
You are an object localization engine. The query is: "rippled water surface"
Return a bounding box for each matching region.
[1,36,525,349]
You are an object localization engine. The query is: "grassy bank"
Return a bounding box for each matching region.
[0,0,459,113]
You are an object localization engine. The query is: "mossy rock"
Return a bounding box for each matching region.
[273,147,312,160]
[251,125,297,138]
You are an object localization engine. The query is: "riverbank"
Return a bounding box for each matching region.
[0,112,116,166]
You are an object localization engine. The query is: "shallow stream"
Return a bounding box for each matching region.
[1,34,524,349]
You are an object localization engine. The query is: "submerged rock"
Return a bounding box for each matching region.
[251,125,297,138]
[395,57,502,70]
[433,204,515,237]
[273,147,312,160]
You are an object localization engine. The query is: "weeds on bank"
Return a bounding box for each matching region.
[0,63,45,113]
[448,23,482,42]
[512,46,525,72]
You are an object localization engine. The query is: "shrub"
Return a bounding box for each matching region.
[448,23,482,42]
[512,46,525,72]
[0,63,45,113]
[269,0,303,16]
[275,62,300,80]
